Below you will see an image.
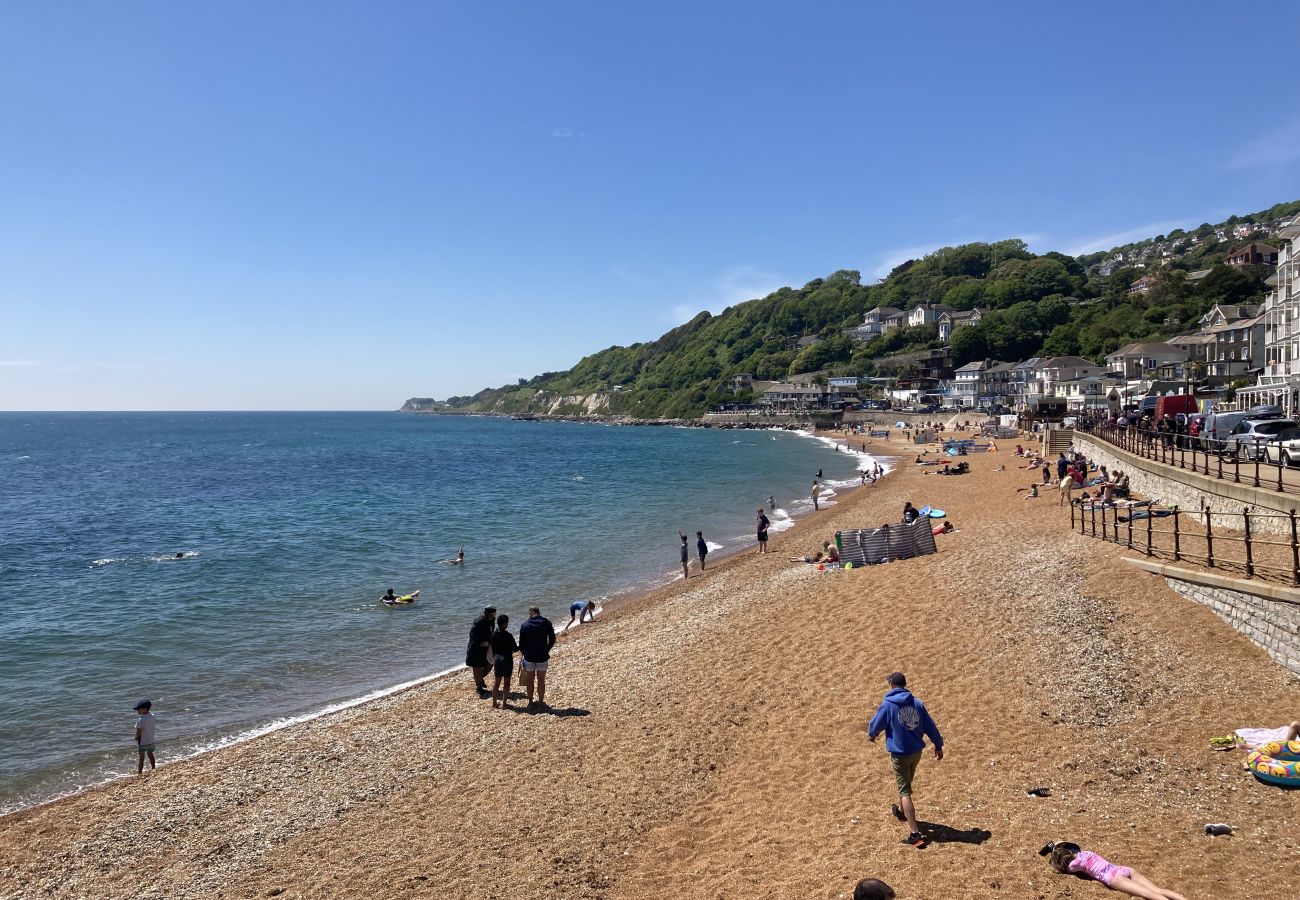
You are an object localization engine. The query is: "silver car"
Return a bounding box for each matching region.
[1222,418,1299,460]
[1263,427,1300,466]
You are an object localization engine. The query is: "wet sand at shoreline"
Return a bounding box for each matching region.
[2,432,1299,899]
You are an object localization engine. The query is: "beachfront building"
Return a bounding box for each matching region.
[1238,225,1300,414]
[952,359,1012,409]
[1205,313,1265,378]
[936,307,983,343]
[1105,342,1187,380]
[760,382,838,412]
[1165,332,1214,364]
[1052,375,1112,412]
[1009,357,1046,411]
[1038,356,1104,397]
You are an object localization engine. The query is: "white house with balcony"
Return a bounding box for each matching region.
[1238,225,1300,414]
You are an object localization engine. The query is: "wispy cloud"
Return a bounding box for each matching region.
[551,127,573,139]
[669,265,786,325]
[1057,220,1191,256]
[0,360,40,368]
[1228,120,1300,169]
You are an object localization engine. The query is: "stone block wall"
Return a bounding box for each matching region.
[1074,434,1296,535]
[1164,576,1300,677]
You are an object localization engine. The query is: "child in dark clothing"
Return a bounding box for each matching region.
[489,614,519,709]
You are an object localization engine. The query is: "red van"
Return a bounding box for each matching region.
[1154,394,1198,421]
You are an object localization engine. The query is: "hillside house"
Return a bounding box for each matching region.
[1226,242,1279,268]
[1200,303,1261,328]
[853,306,903,340]
[936,308,983,342]
[1105,342,1187,379]
[906,303,953,328]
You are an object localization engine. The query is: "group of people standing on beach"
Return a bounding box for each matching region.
[465,605,556,711]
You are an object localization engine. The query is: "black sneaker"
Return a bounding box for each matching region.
[891,803,906,822]
[900,832,929,848]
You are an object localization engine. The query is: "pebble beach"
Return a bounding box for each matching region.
[3,430,1299,899]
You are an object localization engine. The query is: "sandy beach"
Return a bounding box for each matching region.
[3,431,1299,899]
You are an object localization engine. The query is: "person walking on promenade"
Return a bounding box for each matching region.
[465,605,496,696]
[867,672,944,848]
[811,479,822,511]
[678,531,691,579]
[489,614,518,709]
[696,531,709,572]
[519,606,556,712]
[756,508,770,553]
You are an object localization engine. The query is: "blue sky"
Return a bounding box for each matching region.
[2,2,1297,410]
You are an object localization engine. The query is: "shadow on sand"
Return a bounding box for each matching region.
[919,821,993,845]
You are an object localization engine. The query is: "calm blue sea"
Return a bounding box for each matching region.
[0,412,880,813]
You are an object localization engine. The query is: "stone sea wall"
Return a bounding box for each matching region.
[1127,560,1300,678]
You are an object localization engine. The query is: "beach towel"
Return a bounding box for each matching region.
[1234,726,1292,750]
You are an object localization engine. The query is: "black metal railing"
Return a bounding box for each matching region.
[1078,421,1297,495]
[1068,501,1300,585]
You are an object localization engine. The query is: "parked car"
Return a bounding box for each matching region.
[1221,418,1299,460]
[1201,405,1285,452]
[1264,429,1300,466]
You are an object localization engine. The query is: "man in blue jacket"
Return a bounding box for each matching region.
[519,606,557,712]
[867,671,944,848]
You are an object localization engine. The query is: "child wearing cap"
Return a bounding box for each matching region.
[133,700,156,774]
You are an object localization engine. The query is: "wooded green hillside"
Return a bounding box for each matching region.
[443,200,1300,418]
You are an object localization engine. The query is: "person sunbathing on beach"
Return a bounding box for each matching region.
[1041,842,1188,900]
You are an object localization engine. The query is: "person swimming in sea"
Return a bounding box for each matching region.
[450,546,464,565]
[380,588,399,605]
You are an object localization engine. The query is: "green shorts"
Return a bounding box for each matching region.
[138,744,155,754]
[891,751,922,796]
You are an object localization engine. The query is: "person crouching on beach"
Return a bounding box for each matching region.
[489,614,518,709]
[566,599,596,629]
[756,508,770,554]
[133,700,156,774]
[519,606,556,713]
[867,672,944,849]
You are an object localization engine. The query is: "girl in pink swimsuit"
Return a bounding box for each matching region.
[1043,842,1189,900]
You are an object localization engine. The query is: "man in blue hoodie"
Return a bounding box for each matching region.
[867,671,944,848]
